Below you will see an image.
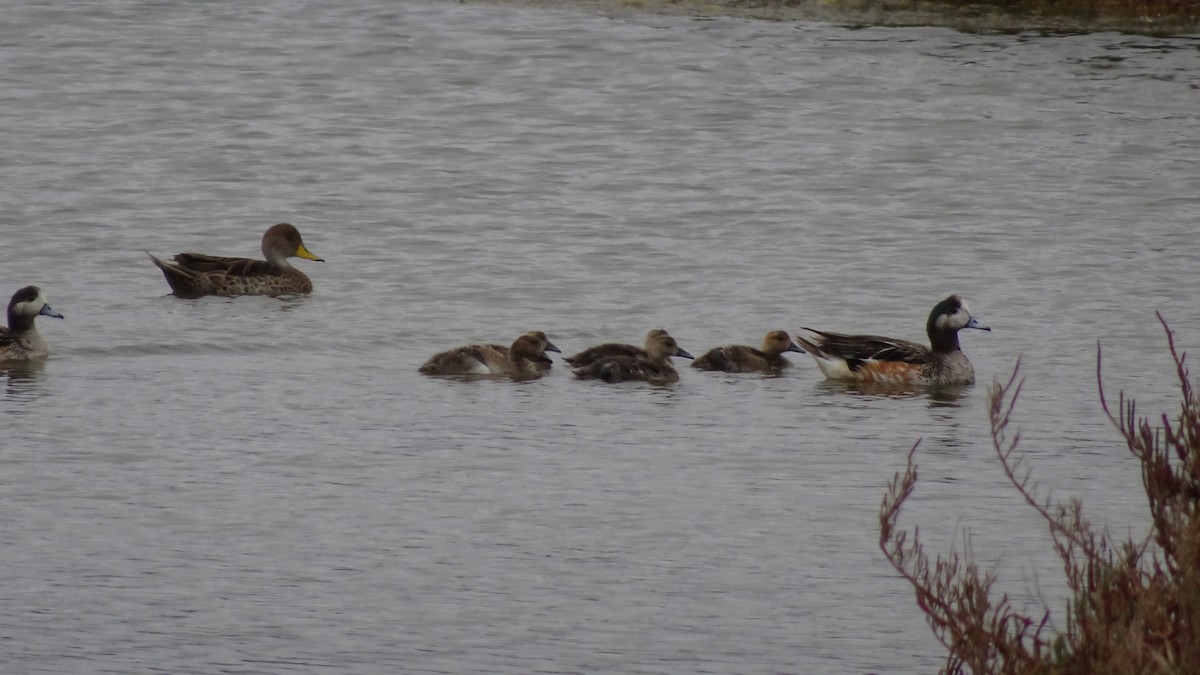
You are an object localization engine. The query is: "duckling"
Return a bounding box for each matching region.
[563,328,669,368]
[148,223,323,298]
[419,332,561,379]
[795,294,990,386]
[518,331,558,372]
[572,333,693,385]
[0,286,64,361]
[692,330,804,373]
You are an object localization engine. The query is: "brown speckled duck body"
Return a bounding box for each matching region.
[419,332,561,379]
[692,330,803,373]
[795,294,990,386]
[572,333,693,385]
[148,223,323,298]
[0,286,64,361]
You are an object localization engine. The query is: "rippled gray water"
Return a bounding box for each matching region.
[2,1,1198,672]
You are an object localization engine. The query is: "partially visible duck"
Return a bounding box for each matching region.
[0,286,64,361]
[794,294,990,386]
[148,223,323,298]
[563,328,669,368]
[419,332,561,379]
[572,332,693,385]
[692,330,804,373]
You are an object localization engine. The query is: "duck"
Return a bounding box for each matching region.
[0,286,64,361]
[147,223,323,298]
[572,332,693,385]
[691,330,804,373]
[794,294,990,386]
[563,328,669,368]
[419,332,561,379]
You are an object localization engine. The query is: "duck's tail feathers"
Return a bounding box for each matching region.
[794,329,828,359]
[146,251,197,280]
[147,251,202,296]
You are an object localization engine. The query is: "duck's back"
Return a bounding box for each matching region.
[563,343,645,368]
[419,345,493,376]
[692,345,785,373]
[173,254,278,276]
[798,330,929,365]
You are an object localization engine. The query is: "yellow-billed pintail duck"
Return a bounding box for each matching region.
[691,330,804,373]
[419,331,561,379]
[794,294,990,386]
[1,286,64,361]
[572,332,693,385]
[563,328,670,368]
[148,223,323,298]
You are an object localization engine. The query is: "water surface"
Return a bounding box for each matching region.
[2,1,1198,672]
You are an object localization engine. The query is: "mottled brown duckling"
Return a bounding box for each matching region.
[691,330,804,373]
[148,223,323,298]
[795,294,990,386]
[572,333,693,385]
[419,332,561,379]
[0,286,64,361]
[563,328,669,368]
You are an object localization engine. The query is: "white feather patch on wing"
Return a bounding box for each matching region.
[466,359,494,375]
[809,353,856,380]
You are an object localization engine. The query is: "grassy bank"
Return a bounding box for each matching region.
[495,0,1200,35]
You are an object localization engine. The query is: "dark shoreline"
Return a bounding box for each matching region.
[475,0,1200,36]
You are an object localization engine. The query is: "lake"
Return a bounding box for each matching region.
[1,1,1197,672]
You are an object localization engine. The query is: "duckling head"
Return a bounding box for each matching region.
[647,334,693,361]
[523,331,561,356]
[642,328,670,350]
[763,330,803,355]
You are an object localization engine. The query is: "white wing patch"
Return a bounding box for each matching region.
[466,359,493,375]
[807,352,856,380]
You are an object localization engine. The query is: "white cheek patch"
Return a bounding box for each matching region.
[936,308,970,331]
[11,297,45,317]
